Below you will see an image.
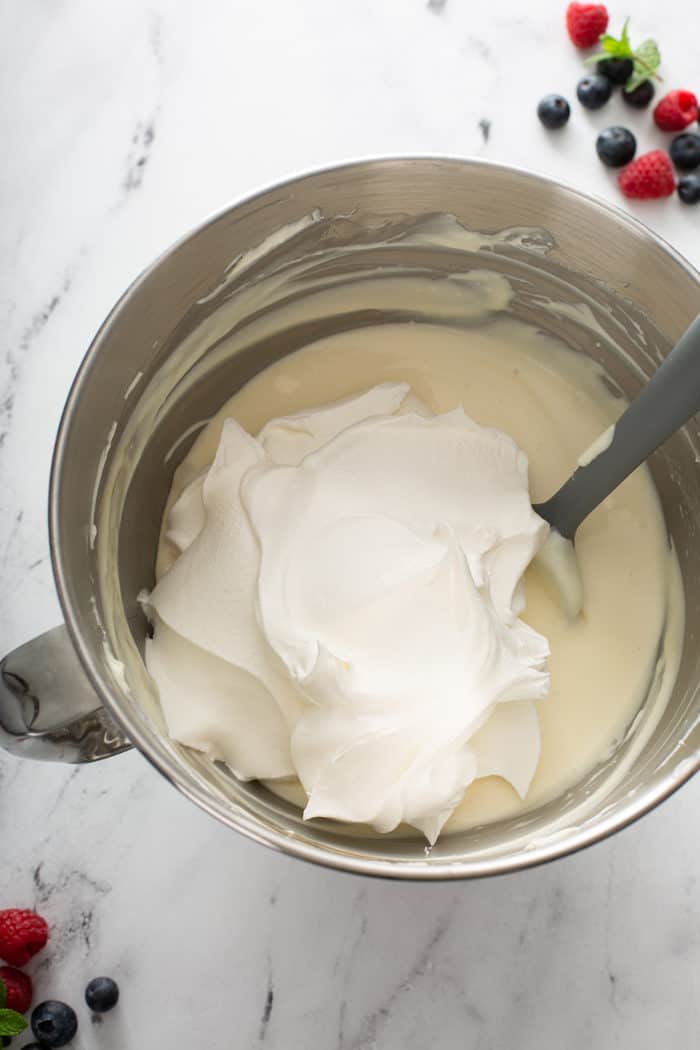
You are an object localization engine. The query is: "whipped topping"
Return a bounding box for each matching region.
[144,383,551,842]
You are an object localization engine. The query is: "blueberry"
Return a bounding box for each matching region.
[85,976,119,1013]
[622,80,655,108]
[577,74,613,110]
[30,1001,77,1048]
[678,173,700,204]
[597,57,634,84]
[596,126,637,168]
[537,94,571,129]
[670,133,700,171]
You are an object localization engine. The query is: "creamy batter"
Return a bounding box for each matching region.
[151,317,683,834]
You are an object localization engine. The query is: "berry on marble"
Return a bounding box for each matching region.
[670,133,700,171]
[622,80,655,108]
[0,968,31,1015]
[577,73,612,109]
[30,1001,77,1049]
[0,912,48,969]
[0,975,28,1044]
[618,149,676,199]
[85,976,119,1013]
[596,126,636,167]
[677,173,700,204]
[654,90,699,132]
[566,3,609,48]
[537,94,571,129]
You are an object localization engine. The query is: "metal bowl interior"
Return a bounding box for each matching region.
[51,158,700,878]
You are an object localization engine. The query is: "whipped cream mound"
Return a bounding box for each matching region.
[143,382,551,843]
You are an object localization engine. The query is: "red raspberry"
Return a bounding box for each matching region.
[0,910,48,967]
[653,90,699,131]
[0,965,32,1014]
[566,3,609,48]
[618,150,676,199]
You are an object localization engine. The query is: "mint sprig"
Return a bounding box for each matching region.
[0,1008,28,1036]
[627,39,661,92]
[0,979,28,1038]
[596,16,633,58]
[585,17,662,93]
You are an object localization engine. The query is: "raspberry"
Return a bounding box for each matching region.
[566,3,609,48]
[0,965,33,1014]
[618,150,676,199]
[0,910,48,967]
[653,90,699,132]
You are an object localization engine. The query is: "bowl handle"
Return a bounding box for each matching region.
[0,625,132,762]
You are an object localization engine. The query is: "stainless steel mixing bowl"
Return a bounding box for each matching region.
[2,158,700,879]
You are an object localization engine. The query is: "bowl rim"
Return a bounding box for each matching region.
[49,154,700,880]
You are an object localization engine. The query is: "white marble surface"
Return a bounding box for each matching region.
[2,0,700,1046]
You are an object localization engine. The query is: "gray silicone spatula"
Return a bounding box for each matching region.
[533,313,700,618]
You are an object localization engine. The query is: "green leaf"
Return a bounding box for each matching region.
[619,17,631,51]
[633,38,661,78]
[593,18,633,61]
[636,38,660,69]
[598,33,630,56]
[0,979,5,1010]
[622,38,662,89]
[624,70,648,93]
[0,1008,28,1036]
[586,18,663,86]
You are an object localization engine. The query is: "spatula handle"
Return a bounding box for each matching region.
[536,314,700,539]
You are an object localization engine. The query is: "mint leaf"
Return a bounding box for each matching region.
[598,34,631,56]
[586,19,632,65]
[597,18,633,58]
[624,70,648,93]
[0,984,28,1037]
[622,39,662,90]
[598,36,618,53]
[633,38,661,79]
[635,38,659,66]
[586,18,662,85]
[0,1008,28,1036]
[619,17,631,52]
